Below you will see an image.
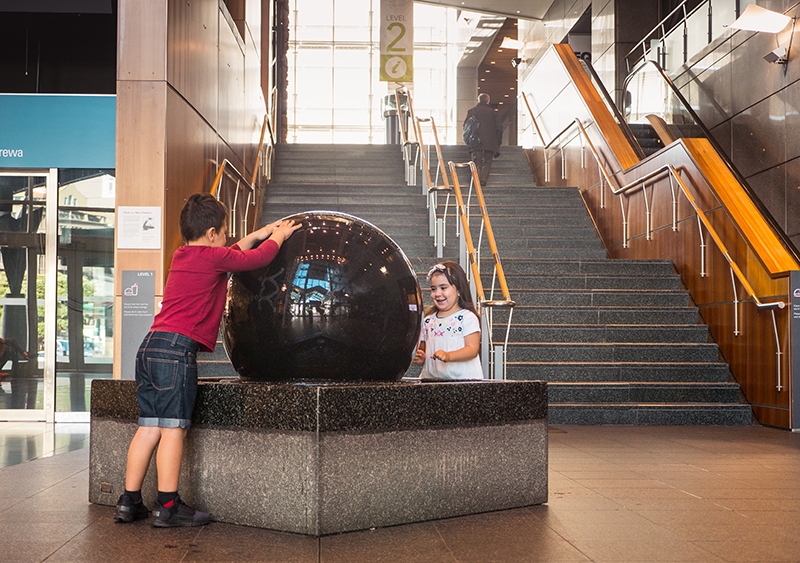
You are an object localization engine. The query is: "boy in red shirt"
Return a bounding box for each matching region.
[114,193,300,527]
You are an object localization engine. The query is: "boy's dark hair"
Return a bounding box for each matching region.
[179,193,228,243]
[424,260,480,322]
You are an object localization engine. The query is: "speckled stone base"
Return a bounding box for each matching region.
[89,379,548,535]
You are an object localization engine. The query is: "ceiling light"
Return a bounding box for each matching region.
[500,37,524,50]
[730,4,791,33]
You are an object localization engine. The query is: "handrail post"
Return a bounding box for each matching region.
[730,267,740,337]
[772,309,783,392]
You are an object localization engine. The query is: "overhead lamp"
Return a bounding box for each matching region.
[729,5,795,69]
[500,37,524,50]
[730,4,791,33]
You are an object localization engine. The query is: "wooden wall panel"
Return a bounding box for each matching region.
[114,80,168,379]
[167,0,219,130]
[218,9,246,166]
[115,80,168,297]
[243,25,264,179]
[118,0,168,81]
[164,86,219,275]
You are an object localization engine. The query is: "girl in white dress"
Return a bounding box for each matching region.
[413,261,483,380]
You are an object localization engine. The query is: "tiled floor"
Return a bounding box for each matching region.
[2,423,800,562]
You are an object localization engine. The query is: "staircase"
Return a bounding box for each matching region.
[204,142,751,425]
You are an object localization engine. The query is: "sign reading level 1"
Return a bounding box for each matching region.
[380,0,413,82]
[121,271,155,380]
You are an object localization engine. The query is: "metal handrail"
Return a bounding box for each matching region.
[394,89,409,146]
[210,107,274,239]
[578,58,645,160]
[447,161,515,308]
[624,0,690,72]
[412,115,434,192]
[568,117,784,312]
[447,160,514,380]
[520,92,545,146]
[622,58,800,265]
[422,116,450,190]
[395,87,419,187]
[418,116,452,255]
[250,114,270,186]
[209,159,255,240]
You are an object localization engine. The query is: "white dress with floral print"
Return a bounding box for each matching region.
[420,309,483,380]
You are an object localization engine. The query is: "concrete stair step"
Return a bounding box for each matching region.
[506,289,691,307]
[547,403,751,425]
[271,174,406,185]
[548,382,742,404]
[505,342,720,363]
[494,324,709,343]
[508,306,699,324]
[490,258,674,275]
[502,273,682,290]
[505,362,731,382]
[488,248,608,259]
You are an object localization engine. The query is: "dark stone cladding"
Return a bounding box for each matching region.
[91,379,547,433]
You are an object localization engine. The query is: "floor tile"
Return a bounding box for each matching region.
[4,423,800,562]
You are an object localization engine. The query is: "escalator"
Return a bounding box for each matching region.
[520,44,800,429]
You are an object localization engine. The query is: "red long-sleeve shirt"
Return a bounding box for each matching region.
[150,240,279,352]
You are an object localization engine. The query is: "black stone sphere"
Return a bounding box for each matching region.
[222,211,423,382]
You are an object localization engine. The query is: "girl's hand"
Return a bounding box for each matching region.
[412,348,425,365]
[431,350,450,362]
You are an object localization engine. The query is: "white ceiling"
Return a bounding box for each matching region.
[415,0,556,21]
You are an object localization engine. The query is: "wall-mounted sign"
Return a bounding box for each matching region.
[121,270,155,380]
[0,94,115,169]
[380,0,413,82]
[117,206,161,249]
[792,271,800,429]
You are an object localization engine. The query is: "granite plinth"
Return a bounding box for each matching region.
[89,379,548,535]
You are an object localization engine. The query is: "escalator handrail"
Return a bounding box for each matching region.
[571,117,784,311]
[621,58,800,265]
[578,58,645,160]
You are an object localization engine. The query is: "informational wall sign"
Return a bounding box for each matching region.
[792,272,800,429]
[121,271,156,380]
[0,94,115,168]
[380,0,413,82]
[117,206,162,249]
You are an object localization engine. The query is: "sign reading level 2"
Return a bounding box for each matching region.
[380,0,413,82]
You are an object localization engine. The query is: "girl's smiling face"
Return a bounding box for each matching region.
[430,272,460,317]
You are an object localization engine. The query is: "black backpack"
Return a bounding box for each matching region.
[462,114,480,150]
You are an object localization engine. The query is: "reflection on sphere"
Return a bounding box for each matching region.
[223,211,423,382]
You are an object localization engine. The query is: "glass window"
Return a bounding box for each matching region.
[0,174,46,411]
[287,0,458,144]
[55,171,115,413]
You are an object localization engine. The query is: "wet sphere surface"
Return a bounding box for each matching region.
[223,211,423,382]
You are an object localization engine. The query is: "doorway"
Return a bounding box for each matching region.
[0,169,115,422]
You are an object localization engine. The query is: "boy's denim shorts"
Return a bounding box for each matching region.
[135,331,200,429]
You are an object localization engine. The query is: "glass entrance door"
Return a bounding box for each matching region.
[0,169,115,422]
[55,172,115,421]
[0,170,53,420]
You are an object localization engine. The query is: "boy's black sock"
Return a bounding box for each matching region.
[124,489,142,504]
[157,491,179,507]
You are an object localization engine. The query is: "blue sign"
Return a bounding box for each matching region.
[0,94,116,169]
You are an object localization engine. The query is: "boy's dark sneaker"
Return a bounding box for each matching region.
[152,495,211,528]
[114,494,149,523]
